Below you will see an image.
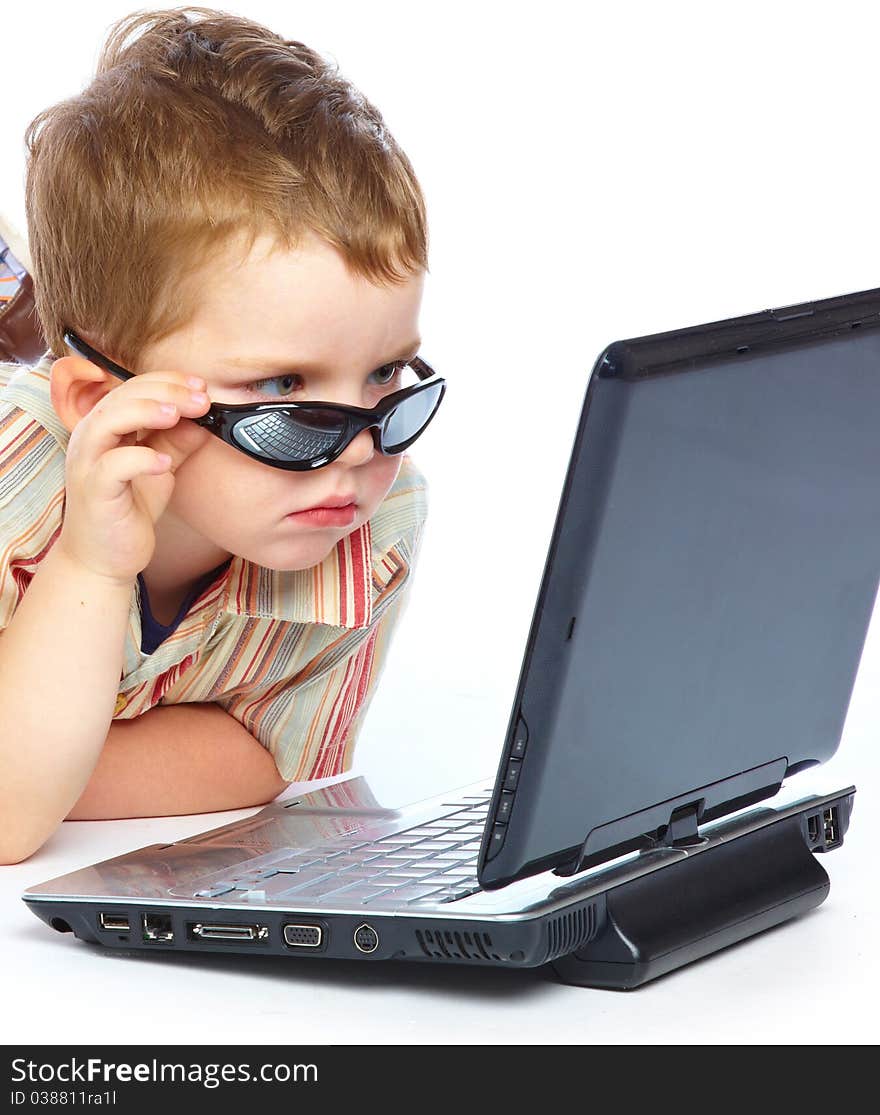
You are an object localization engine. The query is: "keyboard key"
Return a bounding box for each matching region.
[331,867,392,880]
[377,867,433,879]
[194,883,237,898]
[352,856,413,870]
[276,871,339,895]
[418,873,464,886]
[374,873,432,886]
[274,857,327,872]
[437,884,483,903]
[326,853,382,867]
[278,877,355,901]
[325,883,395,904]
[386,884,451,904]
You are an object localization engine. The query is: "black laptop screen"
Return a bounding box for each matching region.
[481,292,880,888]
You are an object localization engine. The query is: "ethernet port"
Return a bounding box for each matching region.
[142,913,174,942]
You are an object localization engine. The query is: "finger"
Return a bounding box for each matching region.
[115,376,209,406]
[71,393,209,474]
[139,414,214,467]
[91,444,174,502]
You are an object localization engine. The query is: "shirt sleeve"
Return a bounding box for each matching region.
[0,398,67,632]
[214,523,426,783]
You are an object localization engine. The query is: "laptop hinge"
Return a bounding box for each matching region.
[551,756,789,879]
[646,801,704,849]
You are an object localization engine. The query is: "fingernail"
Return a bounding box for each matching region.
[186,375,206,389]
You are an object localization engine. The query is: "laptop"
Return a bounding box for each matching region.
[22,285,880,989]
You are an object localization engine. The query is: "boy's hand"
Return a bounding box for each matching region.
[57,370,212,584]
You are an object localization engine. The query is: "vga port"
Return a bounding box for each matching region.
[283,924,324,948]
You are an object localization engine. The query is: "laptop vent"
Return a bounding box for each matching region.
[415,929,501,962]
[542,903,598,964]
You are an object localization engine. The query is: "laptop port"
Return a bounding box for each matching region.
[806,807,842,850]
[188,923,269,941]
[98,913,130,933]
[283,924,323,949]
[142,913,174,942]
[354,923,379,954]
[823,807,841,848]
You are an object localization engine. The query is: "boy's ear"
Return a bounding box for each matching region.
[50,355,119,433]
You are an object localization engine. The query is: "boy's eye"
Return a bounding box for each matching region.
[244,373,300,398]
[243,363,405,399]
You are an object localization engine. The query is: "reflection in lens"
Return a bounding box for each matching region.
[232,408,346,462]
[383,384,443,452]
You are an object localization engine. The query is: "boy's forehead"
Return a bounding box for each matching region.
[171,231,424,369]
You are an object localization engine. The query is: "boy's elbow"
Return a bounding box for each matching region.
[0,831,44,866]
[0,848,30,866]
[254,769,293,804]
[0,810,56,865]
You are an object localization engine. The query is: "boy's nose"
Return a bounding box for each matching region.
[334,425,377,467]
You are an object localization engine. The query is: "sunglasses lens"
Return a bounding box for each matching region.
[383,383,444,452]
[231,407,347,463]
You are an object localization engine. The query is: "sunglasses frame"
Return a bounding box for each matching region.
[61,327,446,471]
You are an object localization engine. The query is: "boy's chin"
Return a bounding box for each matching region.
[240,532,353,573]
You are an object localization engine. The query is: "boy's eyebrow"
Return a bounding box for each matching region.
[219,338,422,377]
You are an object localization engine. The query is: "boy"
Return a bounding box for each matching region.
[0,7,438,864]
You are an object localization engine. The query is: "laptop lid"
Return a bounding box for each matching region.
[478,287,880,889]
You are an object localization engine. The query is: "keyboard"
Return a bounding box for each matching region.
[184,789,495,907]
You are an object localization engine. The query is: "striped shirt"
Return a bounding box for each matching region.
[0,354,428,781]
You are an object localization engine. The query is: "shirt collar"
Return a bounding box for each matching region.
[220,516,377,628]
[3,355,425,631]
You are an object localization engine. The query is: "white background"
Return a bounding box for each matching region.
[1,0,879,1044]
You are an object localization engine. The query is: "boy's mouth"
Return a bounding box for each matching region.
[296,492,357,512]
[286,502,358,528]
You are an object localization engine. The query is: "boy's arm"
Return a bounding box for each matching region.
[0,543,134,864]
[65,702,291,820]
[0,541,289,864]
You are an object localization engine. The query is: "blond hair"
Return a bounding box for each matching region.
[24,6,428,367]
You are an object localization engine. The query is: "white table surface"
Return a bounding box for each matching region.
[1,730,877,1047]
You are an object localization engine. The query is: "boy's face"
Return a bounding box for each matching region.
[62,231,425,582]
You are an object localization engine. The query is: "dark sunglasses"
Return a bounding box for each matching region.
[61,328,446,471]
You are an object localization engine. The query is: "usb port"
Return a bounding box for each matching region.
[806,807,842,850]
[99,912,130,932]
